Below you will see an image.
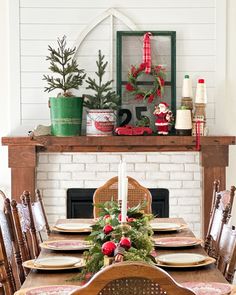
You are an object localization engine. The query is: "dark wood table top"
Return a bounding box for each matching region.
[20,218,228,290]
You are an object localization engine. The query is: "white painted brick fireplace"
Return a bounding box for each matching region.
[37,152,202,238]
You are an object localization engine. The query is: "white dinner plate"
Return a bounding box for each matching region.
[34,256,81,268]
[156,253,207,266]
[151,222,182,231]
[53,223,92,233]
[56,223,91,230]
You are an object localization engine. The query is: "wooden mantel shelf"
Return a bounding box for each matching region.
[2,135,236,236]
[2,135,235,152]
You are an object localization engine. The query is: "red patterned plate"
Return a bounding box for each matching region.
[15,285,80,295]
[40,239,91,251]
[154,237,202,248]
[181,282,232,295]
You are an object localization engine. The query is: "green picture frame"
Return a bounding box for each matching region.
[116,31,176,128]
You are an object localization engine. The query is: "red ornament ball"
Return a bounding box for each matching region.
[120,237,131,250]
[103,224,113,235]
[102,241,116,256]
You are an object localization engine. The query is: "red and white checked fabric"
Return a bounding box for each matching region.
[143,32,152,74]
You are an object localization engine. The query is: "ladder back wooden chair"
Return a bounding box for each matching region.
[16,189,50,259]
[18,191,40,258]
[35,189,51,235]
[205,180,235,258]
[4,199,26,285]
[217,225,236,283]
[0,225,15,295]
[70,261,195,295]
[93,176,152,218]
[0,190,6,211]
[10,200,31,263]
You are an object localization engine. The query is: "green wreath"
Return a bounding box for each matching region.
[126,63,166,103]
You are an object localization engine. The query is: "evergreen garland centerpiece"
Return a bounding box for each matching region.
[43,36,86,136]
[77,201,155,281]
[84,50,120,136]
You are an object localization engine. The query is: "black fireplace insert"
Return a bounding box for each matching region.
[67,188,169,218]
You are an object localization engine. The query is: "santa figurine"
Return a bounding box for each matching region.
[153,102,173,135]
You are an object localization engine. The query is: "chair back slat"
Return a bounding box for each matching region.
[93,176,152,218]
[217,225,236,283]
[11,200,31,263]
[205,180,235,259]
[0,190,7,211]
[23,191,40,258]
[4,199,25,285]
[35,189,51,235]
[0,226,15,294]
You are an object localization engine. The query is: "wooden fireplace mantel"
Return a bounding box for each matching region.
[2,135,236,235]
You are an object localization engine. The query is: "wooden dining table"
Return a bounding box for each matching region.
[20,217,229,291]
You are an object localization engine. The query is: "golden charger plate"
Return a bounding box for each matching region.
[154,237,203,248]
[40,239,91,251]
[23,258,84,270]
[156,257,216,268]
[151,222,188,232]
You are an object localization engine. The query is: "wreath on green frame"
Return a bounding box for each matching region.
[125,63,166,104]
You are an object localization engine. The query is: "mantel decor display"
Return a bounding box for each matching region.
[116,31,176,130]
[84,50,119,136]
[43,36,86,136]
[74,201,155,282]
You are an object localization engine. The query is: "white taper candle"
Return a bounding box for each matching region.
[118,161,122,201]
[121,176,128,223]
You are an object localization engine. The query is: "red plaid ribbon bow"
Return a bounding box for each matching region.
[143,32,152,74]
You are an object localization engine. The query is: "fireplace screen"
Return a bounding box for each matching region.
[67,188,169,218]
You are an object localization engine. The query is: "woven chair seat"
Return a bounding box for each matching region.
[93,176,152,218]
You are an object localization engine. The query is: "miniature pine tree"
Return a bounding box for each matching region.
[43,36,86,97]
[83,50,119,109]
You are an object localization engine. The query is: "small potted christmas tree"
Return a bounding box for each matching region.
[84,50,119,136]
[43,36,86,136]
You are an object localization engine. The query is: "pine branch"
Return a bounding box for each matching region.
[84,50,119,109]
[43,35,85,96]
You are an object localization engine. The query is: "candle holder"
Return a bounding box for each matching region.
[120,222,131,236]
[118,199,122,212]
[104,255,114,266]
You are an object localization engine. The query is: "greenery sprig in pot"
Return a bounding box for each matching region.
[43,36,86,136]
[83,50,119,136]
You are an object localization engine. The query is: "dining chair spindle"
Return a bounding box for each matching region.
[0,225,15,295]
[204,181,235,259]
[216,224,236,283]
[4,199,26,285]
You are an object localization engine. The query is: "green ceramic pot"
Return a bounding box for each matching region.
[49,97,83,136]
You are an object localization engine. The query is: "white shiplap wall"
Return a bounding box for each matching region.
[18,0,217,132]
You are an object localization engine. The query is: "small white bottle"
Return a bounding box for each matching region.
[195,79,207,104]
[182,74,193,98]
[181,75,193,110]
